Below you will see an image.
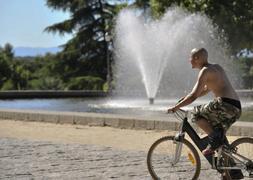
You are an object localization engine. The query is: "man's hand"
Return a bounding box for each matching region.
[167,106,178,113]
[167,97,185,113]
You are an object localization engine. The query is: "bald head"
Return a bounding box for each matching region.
[191,48,208,61]
[190,48,208,69]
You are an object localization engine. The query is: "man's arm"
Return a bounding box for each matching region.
[168,68,208,112]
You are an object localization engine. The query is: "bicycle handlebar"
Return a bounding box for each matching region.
[167,108,188,121]
[177,108,187,113]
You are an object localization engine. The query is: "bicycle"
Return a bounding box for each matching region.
[147,109,253,179]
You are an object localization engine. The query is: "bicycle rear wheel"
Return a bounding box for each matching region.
[224,137,253,179]
[147,136,201,180]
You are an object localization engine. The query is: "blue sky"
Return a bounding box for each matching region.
[0,0,73,48]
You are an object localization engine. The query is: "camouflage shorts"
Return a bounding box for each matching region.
[191,97,241,131]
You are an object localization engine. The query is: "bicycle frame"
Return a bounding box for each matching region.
[174,113,253,172]
[220,147,253,170]
[174,116,214,165]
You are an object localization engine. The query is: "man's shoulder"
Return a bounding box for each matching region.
[203,64,223,72]
[199,66,209,75]
[198,67,209,80]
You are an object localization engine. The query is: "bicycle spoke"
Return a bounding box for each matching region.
[147,136,200,180]
[224,137,253,179]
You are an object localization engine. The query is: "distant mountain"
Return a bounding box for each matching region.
[14,47,62,57]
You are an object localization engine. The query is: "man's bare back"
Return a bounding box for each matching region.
[167,48,240,112]
[201,63,239,101]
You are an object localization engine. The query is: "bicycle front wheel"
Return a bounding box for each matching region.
[147,136,201,180]
[224,137,253,179]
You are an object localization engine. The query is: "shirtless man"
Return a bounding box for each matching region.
[167,48,243,179]
[168,47,241,151]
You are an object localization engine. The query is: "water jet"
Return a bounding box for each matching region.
[114,7,236,103]
[149,98,154,105]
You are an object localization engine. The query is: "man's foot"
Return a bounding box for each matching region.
[203,128,224,156]
[202,144,216,156]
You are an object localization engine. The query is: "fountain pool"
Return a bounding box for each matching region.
[0,97,252,118]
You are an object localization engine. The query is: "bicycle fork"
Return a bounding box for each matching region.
[172,132,185,165]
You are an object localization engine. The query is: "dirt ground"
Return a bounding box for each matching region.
[0,120,175,151]
[0,119,241,152]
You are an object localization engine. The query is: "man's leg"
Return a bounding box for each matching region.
[196,117,224,155]
[195,118,213,135]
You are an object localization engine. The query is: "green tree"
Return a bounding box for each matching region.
[45,0,118,83]
[235,57,253,89]
[1,55,33,90]
[3,43,14,59]
[0,44,13,88]
[27,53,64,90]
[133,0,150,12]
[150,0,253,54]
[67,76,104,90]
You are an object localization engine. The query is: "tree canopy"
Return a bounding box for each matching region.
[150,0,253,54]
[45,0,118,81]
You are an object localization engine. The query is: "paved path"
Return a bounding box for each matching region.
[0,137,223,180]
[0,120,231,179]
[0,137,149,180]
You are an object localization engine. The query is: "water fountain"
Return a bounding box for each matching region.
[114,7,236,105]
[0,7,250,116]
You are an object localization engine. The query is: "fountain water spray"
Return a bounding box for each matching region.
[149,98,154,105]
[114,7,237,104]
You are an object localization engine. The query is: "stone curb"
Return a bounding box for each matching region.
[0,109,252,136]
[0,90,107,99]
